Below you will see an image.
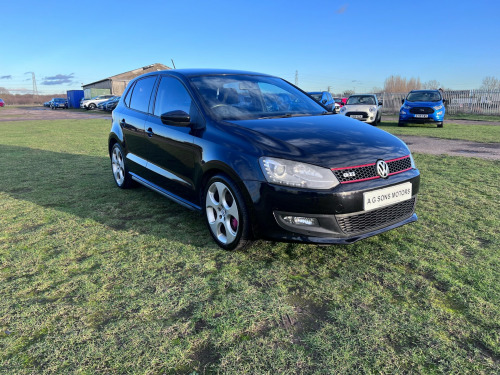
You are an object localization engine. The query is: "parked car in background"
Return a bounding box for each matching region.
[109,69,419,250]
[399,90,445,128]
[307,91,335,112]
[43,101,51,107]
[334,97,344,108]
[97,96,117,110]
[81,95,115,110]
[339,94,382,125]
[0,98,4,107]
[105,96,120,111]
[50,98,68,109]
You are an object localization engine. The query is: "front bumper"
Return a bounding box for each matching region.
[341,110,378,124]
[399,111,444,124]
[243,169,420,244]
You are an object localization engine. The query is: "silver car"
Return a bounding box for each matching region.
[339,94,382,125]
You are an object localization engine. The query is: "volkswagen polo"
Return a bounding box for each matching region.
[108,69,420,250]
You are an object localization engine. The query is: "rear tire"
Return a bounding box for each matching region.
[204,174,253,251]
[110,143,134,189]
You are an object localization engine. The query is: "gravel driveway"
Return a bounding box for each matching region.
[1,107,499,160]
[0,106,111,121]
[397,135,500,161]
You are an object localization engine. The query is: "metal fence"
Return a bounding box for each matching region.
[376,90,500,115]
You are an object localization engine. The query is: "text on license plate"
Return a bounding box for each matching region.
[350,115,363,119]
[415,114,428,118]
[363,182,412,211]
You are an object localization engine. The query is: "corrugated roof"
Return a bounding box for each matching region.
[83,63,171,86]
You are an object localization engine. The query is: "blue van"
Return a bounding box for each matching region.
[399,90,445,127]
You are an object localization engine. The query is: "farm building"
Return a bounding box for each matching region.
[81,63,170,98]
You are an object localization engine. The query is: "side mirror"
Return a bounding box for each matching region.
[161,110,191,126]
[321,99,327,104]
[401,99,405,104]
[443,99,447,103]
[379,101,383,106]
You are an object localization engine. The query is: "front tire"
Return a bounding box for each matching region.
[437,122,443,128]
[88,103,96,110]
[398,121,405,127]
[110,143,134,189]
[204,174,253,251]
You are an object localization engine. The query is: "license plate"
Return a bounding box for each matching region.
[363,182,412,211]
[350,115,363,119]
[415,114,428,118]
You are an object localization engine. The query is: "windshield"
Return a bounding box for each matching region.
[190,75,326,120]
[53,98,65,102]
[347,95,376,105]
[406,91,442,102]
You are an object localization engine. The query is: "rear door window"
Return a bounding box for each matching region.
[129,76,157,113]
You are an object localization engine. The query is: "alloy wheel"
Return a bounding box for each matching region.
[111,145,125,186]
[205,181,240,245]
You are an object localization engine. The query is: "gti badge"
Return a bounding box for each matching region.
[376,160,389,178]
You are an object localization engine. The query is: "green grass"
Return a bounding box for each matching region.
[1,119,499,374]
[446,114,500,122]
[379,121,500,143]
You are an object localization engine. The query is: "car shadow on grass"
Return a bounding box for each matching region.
[0,144,214,248]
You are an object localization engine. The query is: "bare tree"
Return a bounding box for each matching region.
[371,86,383,93]
[480,76,500,91]
[384,75,422,92]
[342,90,355,97]
[422,80,441,89]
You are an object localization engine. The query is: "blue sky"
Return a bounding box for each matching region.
[1,0,499,95]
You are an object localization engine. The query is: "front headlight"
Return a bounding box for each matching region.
[433,104,443,110]
[340,106,347,112]
[369,106,377,112]
[259,157,339,189]
[403,105,411,109]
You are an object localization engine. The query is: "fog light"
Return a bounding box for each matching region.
[401,110,407,115]
[282,216,318,226]
[436,111,443,115]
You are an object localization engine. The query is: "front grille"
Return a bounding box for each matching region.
[410,107,434,114]
[336,197,416,234]
[346,111,368,118]
[332,155,412,184]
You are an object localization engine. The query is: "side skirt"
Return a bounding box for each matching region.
[130,173,202,212]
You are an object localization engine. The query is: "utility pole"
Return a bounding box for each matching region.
[327,86,331,93]
[31,72,39,97]
[295,70,298,86]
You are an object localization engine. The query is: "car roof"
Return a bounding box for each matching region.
[409,90,439,93]
[134,68,275,80]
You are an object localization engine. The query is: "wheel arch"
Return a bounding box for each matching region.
[198,162,257,238]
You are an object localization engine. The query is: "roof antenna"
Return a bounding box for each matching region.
[171,59,176,69]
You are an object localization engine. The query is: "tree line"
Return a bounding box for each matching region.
[0,88,66,105]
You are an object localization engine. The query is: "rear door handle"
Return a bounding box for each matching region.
[146,127,154,137]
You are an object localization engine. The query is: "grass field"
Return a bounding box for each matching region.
[379,121,500,143]
[1,119,499,374]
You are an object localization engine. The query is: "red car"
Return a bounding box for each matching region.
[0,98,4,107]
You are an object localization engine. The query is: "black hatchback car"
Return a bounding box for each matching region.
[109,69,420,250]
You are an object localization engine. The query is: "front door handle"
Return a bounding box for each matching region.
[146,127,154,137]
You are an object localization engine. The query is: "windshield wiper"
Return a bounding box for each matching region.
[258,113,313,119]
